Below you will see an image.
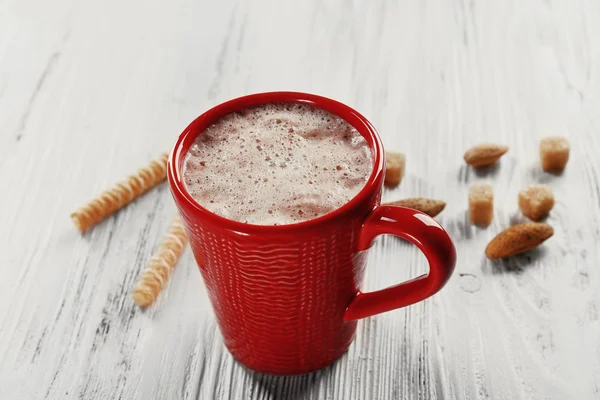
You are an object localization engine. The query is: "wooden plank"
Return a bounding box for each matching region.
[1,0,599,398]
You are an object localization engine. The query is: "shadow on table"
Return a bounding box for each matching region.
[456,162,502,183]
[224,322,446,399]
[473,162,502,178]
[527,164,565,182]
[481,247,549,275]
[241,360,336,400]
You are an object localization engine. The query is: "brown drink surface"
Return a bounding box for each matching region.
[182,102,373,225]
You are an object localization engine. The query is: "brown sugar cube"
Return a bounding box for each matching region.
[518,184,555,221]
[540,137,569,172]
[469,184,493,226]
[385,152,405,187]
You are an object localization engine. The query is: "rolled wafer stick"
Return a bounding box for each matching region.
[132,215,188,308]
[71,152,169,232]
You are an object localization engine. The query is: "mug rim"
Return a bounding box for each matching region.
[168,91,385,233]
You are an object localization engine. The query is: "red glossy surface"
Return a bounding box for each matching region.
[168,92,456,375]
[344,206,456,321]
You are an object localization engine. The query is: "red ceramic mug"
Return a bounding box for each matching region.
[168,92,456,375]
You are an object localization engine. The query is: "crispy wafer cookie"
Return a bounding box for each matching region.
[71,153,169,232]
[132,215,188,308]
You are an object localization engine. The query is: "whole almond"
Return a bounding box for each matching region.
[485,222,553,259]
[384,198,446,217]
[464,144,509,167]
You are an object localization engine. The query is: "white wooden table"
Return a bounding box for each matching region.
[2,1,600,398]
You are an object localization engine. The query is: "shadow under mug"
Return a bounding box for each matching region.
[168,92,456,375]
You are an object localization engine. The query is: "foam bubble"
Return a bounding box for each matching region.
[182,102,373,225]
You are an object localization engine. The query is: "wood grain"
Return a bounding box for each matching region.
[1,0,600,398]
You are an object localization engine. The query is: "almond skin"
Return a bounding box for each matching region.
[485,222,553,259]
[464,144,509,167]
[384,198,446,217]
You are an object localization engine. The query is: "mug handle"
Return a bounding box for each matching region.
[343,205,456,321]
